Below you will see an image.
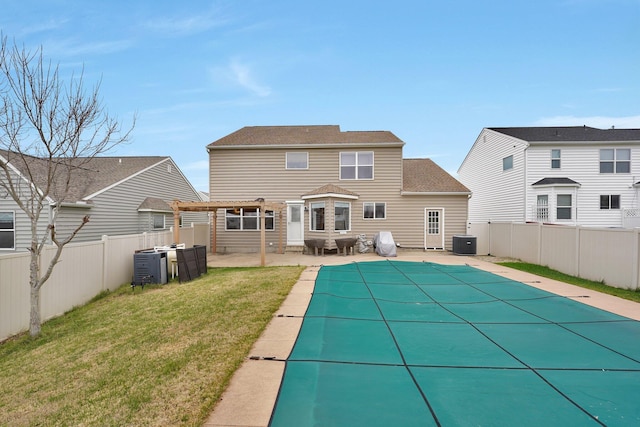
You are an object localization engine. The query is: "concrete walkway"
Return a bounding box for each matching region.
[203,250,640,427]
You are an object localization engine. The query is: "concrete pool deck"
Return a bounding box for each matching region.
[203,250,640,427]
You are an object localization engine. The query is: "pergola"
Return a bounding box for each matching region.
[170,199,287,266]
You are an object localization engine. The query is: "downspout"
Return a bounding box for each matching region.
[523,143,529,222]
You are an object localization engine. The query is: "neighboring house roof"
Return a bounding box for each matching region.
[488,126,640,142]
[137,197,173,212]
[1,150,170,203]
[402,159,470,194]
[532,177,581,187]
[207,125,404,148]
[302,184,360,200]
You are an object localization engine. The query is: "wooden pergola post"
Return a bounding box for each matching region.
[260,205,266,266]
[278,210,284,254]
[173,208,181,244]
[211,210,217,254]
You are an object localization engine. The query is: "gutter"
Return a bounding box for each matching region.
[401,191,472,196]
[208,142,405,150]
[51,201,93,209]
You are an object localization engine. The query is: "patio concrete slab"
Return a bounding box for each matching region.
[203,358,284,427]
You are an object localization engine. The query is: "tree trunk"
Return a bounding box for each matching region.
[29,283,41,337]
[29,249,42,337]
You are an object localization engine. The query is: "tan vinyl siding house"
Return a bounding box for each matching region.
[207,125,470,253]
[0,151,207,252]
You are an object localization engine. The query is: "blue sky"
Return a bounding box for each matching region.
[1,0,639,191]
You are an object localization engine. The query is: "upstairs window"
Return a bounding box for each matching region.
[502,155,513,171]
[600,195,621,210]
[225,208,274,231]
[600,149,630,173]
[340,152,374,180]
[286,152,308,169]
[551,149,561,169]
[0,211,15,250]
[363,202,386,220]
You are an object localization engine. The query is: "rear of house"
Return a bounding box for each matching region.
[207,125,469,253]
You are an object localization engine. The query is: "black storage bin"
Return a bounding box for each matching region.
[452,235,477,255]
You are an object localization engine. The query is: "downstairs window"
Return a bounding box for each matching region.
[0,212,15,249]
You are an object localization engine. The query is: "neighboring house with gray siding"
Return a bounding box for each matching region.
[0,151,207,253]
[458,126,640,228]
[207,125,470,252]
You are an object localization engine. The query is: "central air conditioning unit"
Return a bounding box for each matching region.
[452,235,477,255]
[132,251,167,286]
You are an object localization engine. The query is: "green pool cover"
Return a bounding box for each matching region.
[269,260,640,426]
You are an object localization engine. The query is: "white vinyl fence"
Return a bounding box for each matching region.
[468,222,640,291]
[0,224,209,341]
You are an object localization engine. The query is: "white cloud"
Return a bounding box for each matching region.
[18,19,68,37]
[535,114,640,129]
[210,59,272,97]
[143,5,229,36]
[45,38,132,57]
[229,60,272,97]
[144,15,226,36]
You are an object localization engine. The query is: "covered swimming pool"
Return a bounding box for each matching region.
[269,260,640,426]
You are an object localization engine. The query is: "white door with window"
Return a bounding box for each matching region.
[286,201,305,245]
[425,208,444,249]
[536,195,549,222]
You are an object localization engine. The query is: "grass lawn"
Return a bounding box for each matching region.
[0,265,305,426]
[498,262,640,303]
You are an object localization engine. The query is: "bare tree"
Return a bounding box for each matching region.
[0,35,134,337]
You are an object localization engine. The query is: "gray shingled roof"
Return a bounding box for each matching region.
[402,159,470,193]
[207,125,404,148]
[137,197,173,212]
[489,126,640,142]
[0,150,168,203]
[532,177,581,186]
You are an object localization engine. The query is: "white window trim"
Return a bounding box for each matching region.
[427,210,440,235]
[600,194,621,210]
[536,195,549,222]
[556,194,573,221]
[225,208,275,231]
[285,152,309,170]
[502,155,513,171]
[153,214,166,230]
[363,202,386,220]
[334,201,351,232]
[340,151,374,180]
[551,149,561,169]
[600,148,631,174]
[0,211,16,250]
[309,202,325,232]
